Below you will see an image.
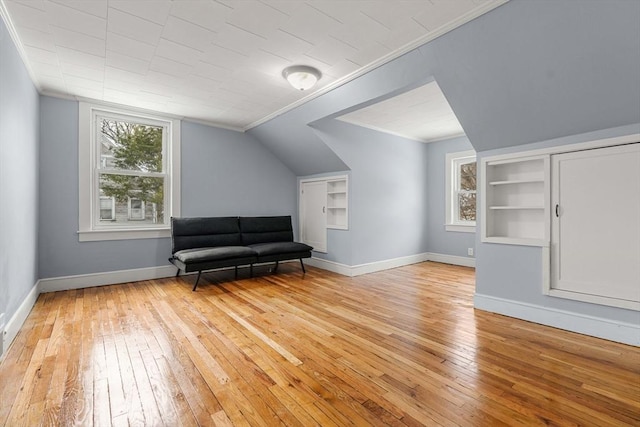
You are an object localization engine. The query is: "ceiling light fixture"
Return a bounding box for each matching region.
[282,65,321,91]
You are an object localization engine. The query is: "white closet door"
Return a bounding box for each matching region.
[300,180,327,253]
[551,143,640,306]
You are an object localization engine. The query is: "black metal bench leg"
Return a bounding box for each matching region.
[235,265,238,279]
[192,271,202,292]
[250,264,254,277]
[300,259,306,273]
[273,261,279,273]
[175,268,181,277]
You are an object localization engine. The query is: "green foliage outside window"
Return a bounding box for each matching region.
[99,119,165,223]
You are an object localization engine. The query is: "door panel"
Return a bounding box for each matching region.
[300,180,327,253]
[551,143,640,303]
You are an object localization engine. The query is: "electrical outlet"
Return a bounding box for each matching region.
[468,248,474,256]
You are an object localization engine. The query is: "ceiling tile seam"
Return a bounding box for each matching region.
[157,40,204,59]
[46,1,107,33]
[304,3,344,25]
[49,0,105,20]
[411,17,430,32]
[210,42,251,58]
[212,0,234,12]
[256,0,291,18]
[107,5,167,28]
[276,28,315,48]
[258,47,293,63]
[197,58,236,72]
[359,11,392,31]
[328,34,359,51]
[302,53,332,67]
[18,34,56,54]
[225,21,269,41]
[49,23,105,44]
[244,0,510,130]
[164,13,218,35]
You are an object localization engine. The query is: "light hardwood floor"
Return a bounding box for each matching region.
[0,262,638,426]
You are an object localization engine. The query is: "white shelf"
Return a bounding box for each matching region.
[482,155,549,246]
[489,179,544,186]
[489,206,544,210]
[326,177,348,229]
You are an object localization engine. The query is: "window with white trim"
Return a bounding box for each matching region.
[445,150,476,232]
[79,103,180,241]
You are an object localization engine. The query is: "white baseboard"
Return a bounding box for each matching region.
[2,281,39,359]
[306,252,474,277]
[474,293,640,346]
[39,265,178,293]
[38,260,299,294]
[305,257,354,276]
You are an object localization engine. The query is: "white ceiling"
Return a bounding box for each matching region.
[1,0,506,131]
[336,80,465,142]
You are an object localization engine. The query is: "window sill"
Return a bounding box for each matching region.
[445,224,476,233]
[78,227,170,242]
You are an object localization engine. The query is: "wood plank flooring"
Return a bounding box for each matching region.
[1,262,638,426]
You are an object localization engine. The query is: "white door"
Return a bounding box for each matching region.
[300,180,327,252]
[551,143,640,306]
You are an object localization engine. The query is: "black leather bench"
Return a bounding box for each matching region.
[169,216,312,290]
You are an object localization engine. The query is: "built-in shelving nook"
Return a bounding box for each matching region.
[326,176,348,229]
[482,155,550,246]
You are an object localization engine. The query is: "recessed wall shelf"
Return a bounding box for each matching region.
[482,155,550,246]
[326,177,348,229]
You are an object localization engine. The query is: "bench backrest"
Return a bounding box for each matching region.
[171,216,242,254]
[239,216,294,245]
[171,216,295,253]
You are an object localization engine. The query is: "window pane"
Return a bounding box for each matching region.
[459,162,477,191]
[99,197,113,220]
[99,118,163,172]
[458,192,476,221]
[99,174,164,225]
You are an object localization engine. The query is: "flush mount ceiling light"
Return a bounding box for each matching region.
[282,65,321,91]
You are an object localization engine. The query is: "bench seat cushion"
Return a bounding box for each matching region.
[174,246,257,263]
[248,242,313,256]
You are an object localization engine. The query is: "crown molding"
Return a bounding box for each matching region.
[0,0,42,92]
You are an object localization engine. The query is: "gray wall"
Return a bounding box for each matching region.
[180,121,297,225]
[38,97,297,279]
[0,19,39,325]
[309,120,430,266]
[426,136,476,258]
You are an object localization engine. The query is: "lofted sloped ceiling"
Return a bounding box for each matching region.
[336,80,465,143]
[0,0,507,130]
[250,0,640,176]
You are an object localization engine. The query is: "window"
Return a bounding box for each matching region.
[99,196,115,221]
[445,150,476,232]
[79,103,180,241]
[128,197,146,220]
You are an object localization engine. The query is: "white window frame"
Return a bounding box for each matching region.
[445,150,476,232]
[78,102,181,241]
